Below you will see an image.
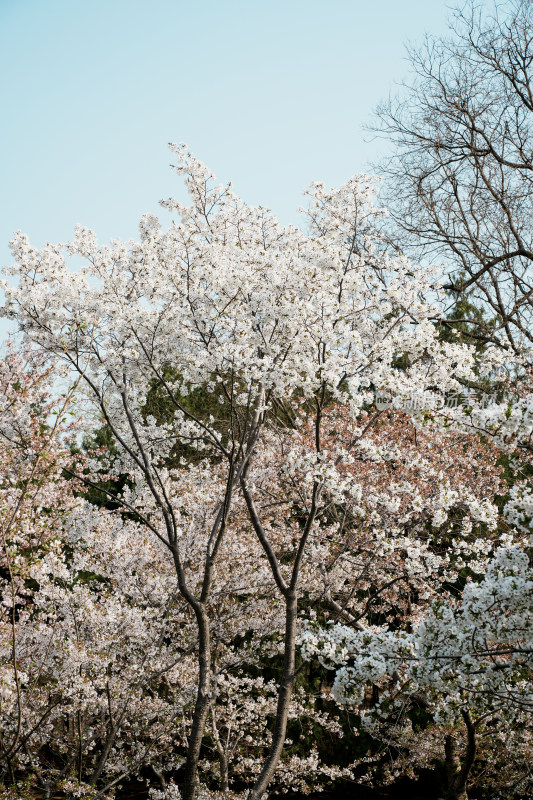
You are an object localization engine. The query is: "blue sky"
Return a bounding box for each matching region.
[0,0,457,339]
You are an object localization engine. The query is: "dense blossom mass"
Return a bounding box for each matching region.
[0,140,532,800]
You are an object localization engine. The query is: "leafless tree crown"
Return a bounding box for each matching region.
[375,0,533,353]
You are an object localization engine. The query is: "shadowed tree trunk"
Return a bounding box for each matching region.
[445,710,476,800]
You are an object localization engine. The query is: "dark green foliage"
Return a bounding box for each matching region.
[438,279,500,353]
[76,424,130,509]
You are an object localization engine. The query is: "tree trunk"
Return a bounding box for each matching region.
[210,701,229,793]
[248,592,298,800]
[181,603,212,800]
[445,730,470,800]
[219,753,229,793]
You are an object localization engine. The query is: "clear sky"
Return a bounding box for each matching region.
[0,0,458,339]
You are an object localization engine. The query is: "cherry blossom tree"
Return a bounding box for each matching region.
[2,423,365,799]
[2,146,503,799]
[298,399,533,800]
[0,347,82,789]
[302,537,533,800]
